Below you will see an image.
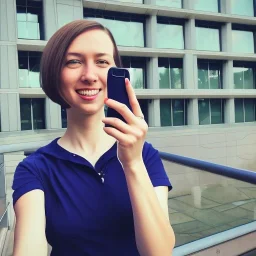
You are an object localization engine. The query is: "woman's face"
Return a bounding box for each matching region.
[60,29,116,115]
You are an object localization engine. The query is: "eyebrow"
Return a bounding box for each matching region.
[66,52,112,58]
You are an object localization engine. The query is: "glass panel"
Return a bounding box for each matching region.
[130,68,144,89]
[209,63,221,89]
[170,68,183,89]
[17,7,27,22]
[193,0,219,12]
[235,99,244,123]
[232,30,254,53]
[18,52,29,88]
[160,100,172,126]
[61,108,67,128]
[27,7,39,22]
[158,59,170,89]
[20,98,32,130]
[28,54,41,87]
[155,0,182,8]
[198,65,209,89]
[234,67,245,89]
[157,24,184,49]
[244,68,254,89]
[17,21,28,39]
[196,27,220,51]
[128,21,144,47]
[163,160,256,247]
[32,99,45,129]
[16,0,27,6]
[88,17,144,47]
[198,99,210,125]
[244,99,255,122]
[27,22,40,39]
[231,0,254,16]
[211,99,223,124]
[172,99,185,126]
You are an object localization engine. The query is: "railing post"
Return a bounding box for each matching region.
[0,153,8,229]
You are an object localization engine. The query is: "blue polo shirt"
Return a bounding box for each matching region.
[12,138,172,256]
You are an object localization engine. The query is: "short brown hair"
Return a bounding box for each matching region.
[40,20,122,108]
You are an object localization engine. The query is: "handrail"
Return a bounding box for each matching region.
[0,203,9,224]
[159,151,256,185]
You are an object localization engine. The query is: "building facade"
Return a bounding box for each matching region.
[1,0,256,133]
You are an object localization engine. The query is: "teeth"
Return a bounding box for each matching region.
[77,89,100,96]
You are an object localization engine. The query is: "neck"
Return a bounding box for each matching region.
[60,108,114,155]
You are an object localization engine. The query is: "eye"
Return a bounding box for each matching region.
[96,60,109,66]
[65,59,82,67]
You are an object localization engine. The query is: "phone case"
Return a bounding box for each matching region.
[106,67,132,126]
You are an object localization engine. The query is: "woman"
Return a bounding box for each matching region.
[12,20,175,256]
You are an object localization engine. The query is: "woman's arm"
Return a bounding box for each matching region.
[124,162,175,256]
[13,190,48,256]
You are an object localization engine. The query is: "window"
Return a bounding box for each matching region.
[18,51,41,88]
[235,99,256,123]
[232,29,255,53]
[121,57,146,89]
[155,0,182,8]
[61,107,67,128]
[193,0,219,12]
[84,9,145,47]
[158,58,183,89]
[16,0,44,40]
[196,21,221,51]
[198,60,222,89]
[160,99,187,126]
[20,98,45,130]
[157,17,184,49]
[233,62,255,89]
[198,99,224,125]
[231,0,254,17]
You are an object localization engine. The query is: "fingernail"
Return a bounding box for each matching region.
[104,98,108,104]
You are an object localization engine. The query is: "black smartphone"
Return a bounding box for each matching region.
[106,67,132,125]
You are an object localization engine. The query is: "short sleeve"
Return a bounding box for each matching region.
[12,157,44,206]
[143,142,172,191]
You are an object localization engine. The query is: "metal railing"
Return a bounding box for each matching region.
[160,151,256,185]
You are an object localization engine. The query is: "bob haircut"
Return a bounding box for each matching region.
[40,20,122,108]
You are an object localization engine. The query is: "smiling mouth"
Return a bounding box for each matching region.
[76,89,102,96]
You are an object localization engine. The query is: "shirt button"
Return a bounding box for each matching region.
[73,154,76,157]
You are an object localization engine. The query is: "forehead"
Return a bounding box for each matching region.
[67,29,114,55]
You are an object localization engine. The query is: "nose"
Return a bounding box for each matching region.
[81,63,98,84]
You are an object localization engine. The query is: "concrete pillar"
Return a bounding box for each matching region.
[0,0,20,132]
[187,99,199,125]
[45,98,62,129]
[184,54,197,89]
[222,60,235,124]
[0,93,21,132]
[184,18,196,50]
[221,22,232,52]
[220,0,232,14]
[183,0,195,9]
[0,0,17,42]
[148,100,161,127]
[145,15,157,48]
